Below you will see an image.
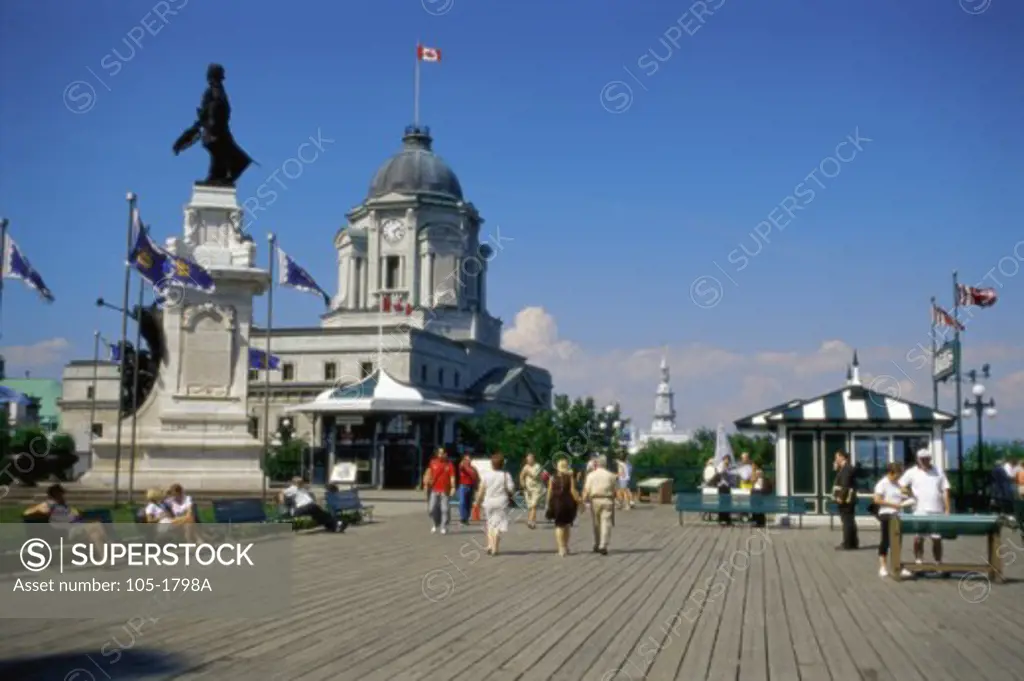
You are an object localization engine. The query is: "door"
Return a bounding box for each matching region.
[383,444,419,488]
[821,432,849,510]
[790,431,817,513]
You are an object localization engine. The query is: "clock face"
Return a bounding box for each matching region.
[381,219,406,243]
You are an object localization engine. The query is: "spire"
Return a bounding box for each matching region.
[651,355,677,434]
[846,364,853,384]
[852,350,859,367]
[660,354,669,383]
[850,350,861,386]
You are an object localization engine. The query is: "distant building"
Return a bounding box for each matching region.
[0,366,62,433]
[629,356,692,454]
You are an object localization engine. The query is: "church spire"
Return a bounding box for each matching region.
[651,354,677,435]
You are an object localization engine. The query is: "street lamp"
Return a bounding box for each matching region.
[963,365,996,475]
[597,403,629,459]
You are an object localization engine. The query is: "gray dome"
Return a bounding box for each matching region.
[367,126,463,200]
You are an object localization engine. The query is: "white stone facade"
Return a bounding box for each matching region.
[630,357,692,453]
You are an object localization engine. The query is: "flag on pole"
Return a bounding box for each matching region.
[712,423,733,467]
[957,284,998,308]
[417,44,442,62]
[248,347,281,371]
[932,304,964,331]
[277,248,331,306]
[1,233,54,302]
[164,253,216,293]
[128,223,169,287]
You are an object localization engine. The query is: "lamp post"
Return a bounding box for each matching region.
[597,403,629,460]
[962,365,997,480]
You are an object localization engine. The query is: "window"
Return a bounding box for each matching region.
[86,386,95,399]
[454,371,460,388]
[282,363,295,381]
[248,369,258,381]
[248,417,259,438]
[438,368,444,385]
[324,362,337,381]
[854,435,890,484]
[360,361,374,379]
[91,423,103,437]
[421,364,428,382]
[384,255,401,289]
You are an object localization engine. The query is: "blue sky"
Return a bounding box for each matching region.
[1,0,1022,439]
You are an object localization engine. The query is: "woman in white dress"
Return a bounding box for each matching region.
[144,488,175,535]
[474,453,516,556]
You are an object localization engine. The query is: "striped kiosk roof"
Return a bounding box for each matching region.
[735,387,957,430]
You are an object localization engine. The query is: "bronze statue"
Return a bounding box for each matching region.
[173,63,255,186]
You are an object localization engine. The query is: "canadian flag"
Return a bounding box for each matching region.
[393,295,413,316]
[932,304,965,331]
[957,284,998,308]
[417,45,441,62]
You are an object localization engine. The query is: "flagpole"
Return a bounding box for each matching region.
[0,218,7,340]
[88,330,100,466]
[930,296,938,411]
[113,192,136,507]
[952,270,964,504]
[377,292,385,372]
[414,42,421,127]
[127,280,144,506]
[262,232,276,504]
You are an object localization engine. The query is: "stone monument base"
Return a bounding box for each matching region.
[83,436,267,492]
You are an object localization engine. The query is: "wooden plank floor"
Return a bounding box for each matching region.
[1,507,1022,681]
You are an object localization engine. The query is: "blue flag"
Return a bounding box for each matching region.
[108,342,121,362]
[248,347,280,370]
[163,253,216,294]
[128,221,169,287]
[278,247,330,306]
[2,233,54,302]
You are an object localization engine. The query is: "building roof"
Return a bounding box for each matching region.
[367,126,463,201]
[286,369,473,415]
[734,385,957,430]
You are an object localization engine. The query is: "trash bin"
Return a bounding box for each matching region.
[657,479,673,504]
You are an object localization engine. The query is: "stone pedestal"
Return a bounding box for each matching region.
[84,184,270,492]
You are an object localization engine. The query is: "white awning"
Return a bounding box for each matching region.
[285,369,474,415]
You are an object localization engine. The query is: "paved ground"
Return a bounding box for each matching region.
[1,505,1022,681]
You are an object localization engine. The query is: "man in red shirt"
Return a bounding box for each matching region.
[423,447,456,534]
[456,454,480,526]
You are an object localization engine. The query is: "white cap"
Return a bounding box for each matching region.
[916,448,932,459]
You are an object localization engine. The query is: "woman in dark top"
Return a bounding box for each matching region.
[546,459,581,557]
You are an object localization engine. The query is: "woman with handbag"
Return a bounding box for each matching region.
[474,453,516,556]
[873,462,912,578]
[546,458,581,556]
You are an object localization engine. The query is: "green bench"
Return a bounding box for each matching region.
[675,493,805,528]
[826,497,876,530]
[326,489,374,523]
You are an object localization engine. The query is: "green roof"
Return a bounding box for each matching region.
[0,378,62,425]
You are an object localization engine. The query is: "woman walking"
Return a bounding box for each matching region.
[519,453,543,529]
[475,453,516,556]
[546,459,581,556]
[873,462,911,578]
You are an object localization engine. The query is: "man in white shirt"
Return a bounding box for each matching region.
[582,456,618,555]
[280,477,344,533]
[898,451,950,566]
[736,453,754,489]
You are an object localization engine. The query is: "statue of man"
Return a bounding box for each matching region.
[173,63,255,186]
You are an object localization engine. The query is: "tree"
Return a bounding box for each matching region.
[964,439,1024,471]
[0,427,79,485]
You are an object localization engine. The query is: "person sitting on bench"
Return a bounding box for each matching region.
[279,477,343,533]
[24,483,107,548]
[163,484,201,543]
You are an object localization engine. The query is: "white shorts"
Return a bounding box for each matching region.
[912,510,943,540]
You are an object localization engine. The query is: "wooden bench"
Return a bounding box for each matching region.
[826,497,876,530]
[889,513,1003,582]
[326,489,374,523]
[211,498,286,525]
[676,493,805,528]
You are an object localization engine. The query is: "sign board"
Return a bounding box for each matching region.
[336,416,364,426]
[330,462,358,484]
[933,340,959,382]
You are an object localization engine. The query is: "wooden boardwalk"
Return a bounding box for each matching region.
[1,506,1023,681]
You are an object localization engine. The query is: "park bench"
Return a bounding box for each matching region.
[327,489,374,523]
[211,498,287,525]
[826,497,876,530]
[676,493,805,528]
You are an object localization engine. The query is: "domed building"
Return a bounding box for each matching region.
[59,124,553,489]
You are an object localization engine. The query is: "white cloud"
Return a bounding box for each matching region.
[0,337,72,372]
[502,308,1024,438]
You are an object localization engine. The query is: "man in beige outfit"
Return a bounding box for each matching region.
[582,455,618,555]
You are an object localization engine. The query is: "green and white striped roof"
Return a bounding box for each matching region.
[735,386,957,430]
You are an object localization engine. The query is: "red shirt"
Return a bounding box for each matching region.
[428,459,455,493]
[458,463,478,486]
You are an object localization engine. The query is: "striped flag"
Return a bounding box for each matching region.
[957,284,998,308]
[932,304,964,331]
